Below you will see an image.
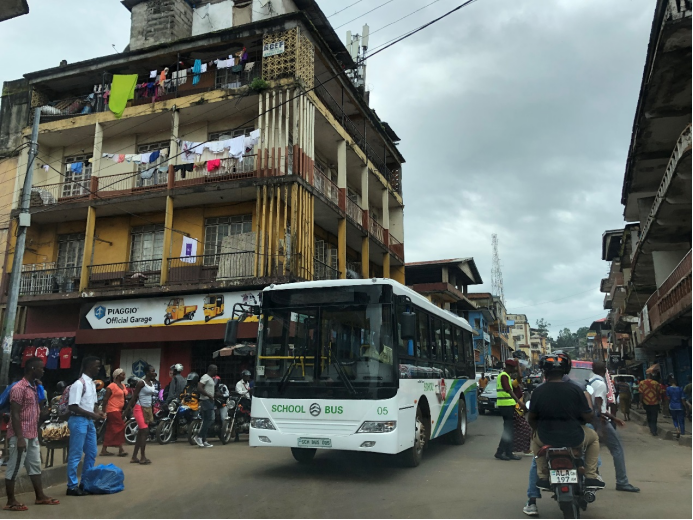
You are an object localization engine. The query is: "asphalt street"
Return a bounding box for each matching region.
[11,414,692,518]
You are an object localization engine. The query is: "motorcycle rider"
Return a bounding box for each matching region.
[165,364,186,441]
[235,370,252,410]
[527,353,604,491]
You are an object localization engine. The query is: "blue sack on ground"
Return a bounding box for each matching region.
[81,464,125,494]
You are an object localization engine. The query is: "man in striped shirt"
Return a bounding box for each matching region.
[4,357,59,511]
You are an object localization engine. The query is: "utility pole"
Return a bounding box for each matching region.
[0,107,40,386]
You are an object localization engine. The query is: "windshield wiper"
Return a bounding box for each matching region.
[278,356,299,394]
[328,344,357,396]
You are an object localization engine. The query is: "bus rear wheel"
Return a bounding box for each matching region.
[448,398,467,445]
[291,448,317,464]
[400,407,427,468]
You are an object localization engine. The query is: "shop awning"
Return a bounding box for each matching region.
[213,343,256,358]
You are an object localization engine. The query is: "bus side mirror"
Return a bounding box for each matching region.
[224,319,239,346]
[400,312,416,340]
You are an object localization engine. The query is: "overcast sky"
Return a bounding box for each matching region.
[0,0,655,339]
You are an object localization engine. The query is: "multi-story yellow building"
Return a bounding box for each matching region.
[0,0,405,386]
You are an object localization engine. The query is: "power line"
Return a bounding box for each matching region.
[369,0,445,37]
[327,0,365,18]
[334,0,397,30]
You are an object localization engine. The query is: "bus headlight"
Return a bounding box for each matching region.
[357,421,397,433]
[250,418,276,430]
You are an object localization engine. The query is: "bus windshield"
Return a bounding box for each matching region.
[255,286,397,399]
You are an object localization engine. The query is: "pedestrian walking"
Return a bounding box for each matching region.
[124,365,158,465]
[632,379,641,409]
[666,377,686,438]
[614,377,632,421]
[639,373,662,436]
[660,379,670,418]
[4,358,59,511]
[684,383,692,421]
[588,362,639,492]
[99,369,128,457]
[494,359,523,461]
[67,356,105,496]
[194,364,218,448]
[478,373,489,394]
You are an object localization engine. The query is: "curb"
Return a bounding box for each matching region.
[0,459,81,498]
[630,408,692,447]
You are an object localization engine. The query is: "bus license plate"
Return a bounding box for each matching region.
[297,438,332,448]
[550,469,578,484]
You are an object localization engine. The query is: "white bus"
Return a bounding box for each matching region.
[248,278,478,466]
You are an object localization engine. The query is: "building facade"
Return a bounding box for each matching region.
[599,0,691,384]
[0,0,406,388]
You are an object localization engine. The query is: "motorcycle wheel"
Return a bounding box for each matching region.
[559,501,580,519]
[156,421,173,445]
[124,419,139,445]
[187,419,202,445]
[220,419,233,445]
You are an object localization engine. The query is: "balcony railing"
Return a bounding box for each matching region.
[174,155,257,187]
[13,265,81,296]
[346,198,363,225]
[346,261,362,278]
[644,249,692,334]
[369,216,385,244]
[313,258,340,281]
[168,251,256,285]
[389,234,404,260]
[314,167,339,205]
[87,259,162,289]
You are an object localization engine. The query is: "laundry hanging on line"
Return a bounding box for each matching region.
[108,74,138,119]
[68,162,83,174]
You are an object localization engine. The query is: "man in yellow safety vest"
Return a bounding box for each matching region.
[495,359,523,461]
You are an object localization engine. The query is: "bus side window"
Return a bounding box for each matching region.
[416,310,429,360]
[432,318,442,361]
[443,323,453,362]
[463,329,474,377]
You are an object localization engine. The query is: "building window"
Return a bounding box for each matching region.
[130,224,164,271]
[62,154,92,198]
[203,215,253,265]
[474,319,481,329]
[208,127,255,142]
[57,234,84,269]
[136,141,169,187]
[314,239,337,279]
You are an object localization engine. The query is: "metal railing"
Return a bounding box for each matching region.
[645,249,692,333]
[314,167,339,205]
[389,234,404,259]
[174,155,258,186]
[168,251,256,284]
[369,216,385,244]
[313,258,340,281]
[87,259,162,289]
[14,266,81,296]
[346,198,363,225]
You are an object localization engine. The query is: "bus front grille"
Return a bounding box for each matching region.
[274,419,360,435]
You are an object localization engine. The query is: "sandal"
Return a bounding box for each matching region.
[117,452,129,457]
[100,452,114,457]
[139,459,152,465]
[3,504,28,511]
[130,458,140,464]
[35,498,60,505]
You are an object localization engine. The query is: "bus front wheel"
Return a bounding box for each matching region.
[291,448,317,464]
[448,398,467,445]
[400,407,426,468]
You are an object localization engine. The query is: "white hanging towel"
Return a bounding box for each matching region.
[180,236,198,263]
[205,140,226,154]
[229,135,245,162]
[244,129,261,152]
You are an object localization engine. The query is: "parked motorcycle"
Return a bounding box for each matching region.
[155,397,199,444]
[187,394,233,445]
[227,391,252,442]
[537,444,601,518]
[124,398,166,445]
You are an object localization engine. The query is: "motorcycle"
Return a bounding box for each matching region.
[124,398,167,445]
[155,397,199,444]
[187,394,234,445]
[537,445,600,518]
[227,391,251,442]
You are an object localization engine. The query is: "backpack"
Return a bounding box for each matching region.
[57,377,86,419]
[0,381,19,414]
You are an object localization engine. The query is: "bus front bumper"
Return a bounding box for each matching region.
[249,427,401,454]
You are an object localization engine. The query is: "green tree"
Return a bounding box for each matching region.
[555,327,577,351]
[536,318,551,336]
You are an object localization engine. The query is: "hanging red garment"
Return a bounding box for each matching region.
[207,159,221,172]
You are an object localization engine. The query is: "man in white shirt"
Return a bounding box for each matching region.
[235,370,252,398]
[587,362,639,493]
[66,356,106,496]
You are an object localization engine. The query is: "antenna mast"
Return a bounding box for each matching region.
[491,234,505,306]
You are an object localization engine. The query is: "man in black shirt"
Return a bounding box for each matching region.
[527,353,603,489]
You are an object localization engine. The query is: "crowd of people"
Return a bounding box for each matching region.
[1,356,253,511]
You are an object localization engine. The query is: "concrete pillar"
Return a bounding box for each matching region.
[337,140,347,278]
[337,140,347,189]
[338,219,346,279]
[160,196,174,285]
[636,197,655,225]
[361,236,369,278]
[79,206,96,291]
[652,249,689,287]
[92,122,104,179]
[441,266,449,284]
[381,189,389,229]
[382,252,390,278]
[360,165,369,210]
[170,109,180,166]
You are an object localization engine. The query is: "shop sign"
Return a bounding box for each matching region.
[132,359,148,378]
[263,41,285,57]
[84,290,261,330]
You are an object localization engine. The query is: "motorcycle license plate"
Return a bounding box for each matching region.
[550,469,578,484]
[297,437,332,448]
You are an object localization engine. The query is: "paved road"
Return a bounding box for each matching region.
[12,415,692,518]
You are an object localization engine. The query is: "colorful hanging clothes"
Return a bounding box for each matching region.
[244,129,260,152]
[149,150,160,163]
[193,60,202,85]
[69,162,83,174]
[229,136,245,162]
[108,74,138,119]
[207,159,221,172]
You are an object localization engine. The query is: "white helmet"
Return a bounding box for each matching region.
[171,363,184,373]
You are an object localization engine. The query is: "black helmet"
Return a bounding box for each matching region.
[241,369,252,377]
[539,353,572,375]
[127,376,140,388]
[55,381,66,394]
[186,372,200,384]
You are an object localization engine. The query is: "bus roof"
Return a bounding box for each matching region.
[262,278,475,333]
